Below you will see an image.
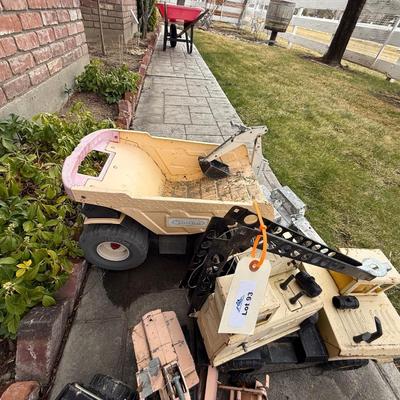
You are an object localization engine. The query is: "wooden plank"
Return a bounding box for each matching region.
[292,16,400,46]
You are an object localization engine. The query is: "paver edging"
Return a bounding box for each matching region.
[12,260,88,394]
[116,25,161,129]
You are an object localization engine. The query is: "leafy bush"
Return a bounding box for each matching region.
[0,105,114,337]
[76,59,140,104]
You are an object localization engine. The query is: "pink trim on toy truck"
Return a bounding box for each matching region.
[62,129,120,199]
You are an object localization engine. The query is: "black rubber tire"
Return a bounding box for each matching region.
[229,372,258,388]
[170,24,177,47]
[79,220,149,271]
[324,359,369,371]
[218,357,263,373]
[89,374,136,400]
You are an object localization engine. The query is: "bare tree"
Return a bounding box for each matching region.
[321,0,366,66]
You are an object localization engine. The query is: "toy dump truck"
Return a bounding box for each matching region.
[62,126,271,270]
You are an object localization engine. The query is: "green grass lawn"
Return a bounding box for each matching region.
[195,29,400,308]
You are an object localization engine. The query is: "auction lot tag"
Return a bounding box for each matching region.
[218,256,271,335]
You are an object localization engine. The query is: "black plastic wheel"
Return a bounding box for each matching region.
[89,374,136,400]
[324,359,369,371]
[79,220,149,271]
[170,24,177,47]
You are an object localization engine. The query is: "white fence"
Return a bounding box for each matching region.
[280,14,400,79]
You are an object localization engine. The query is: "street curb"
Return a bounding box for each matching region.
[14,260,87,388]
[116,25,161,129]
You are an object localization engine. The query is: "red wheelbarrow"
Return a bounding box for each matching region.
[156,2,208,54]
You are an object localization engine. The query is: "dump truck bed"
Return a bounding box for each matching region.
[62,129,274,235]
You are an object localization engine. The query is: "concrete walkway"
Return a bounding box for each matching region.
[50,38,400,400]
[131,39,241,141]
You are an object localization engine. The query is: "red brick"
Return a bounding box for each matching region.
[19,12,43,30]
[3,74,31,100]
[15,32,39,51]
[67,22,78,36]
[41,10,58,25]
[0,37,17,57]
[36,27,55,45]
[55,261,87,314]
[56,9,70,23]
[73,46,83,60]
[0,381,40,400]
[64,36,76,51]
[81,43,88,55]
[27,0,48,8]
[68,9,78,21]
[61,0,74,6]
[62,50,74,66]
[32,46,52,63]
[2,0,27,10]
[0,15,23,36]
[46,0,59,7]
[0,88,7,107]
[15,300,69,384]
[75,32,85,46]
[47,57,62,75]
[76,20,85,33]
[9,53,35,75]
[0,61,12,82]
[50,41,64,57]
[29,64,49,85]
[53,25,68,39]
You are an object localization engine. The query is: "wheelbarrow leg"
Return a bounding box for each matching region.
[163,4,168,51]
[184,24,194,54]
[163,21,168,51]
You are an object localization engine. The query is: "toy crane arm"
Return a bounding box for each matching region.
[182,206,388,312]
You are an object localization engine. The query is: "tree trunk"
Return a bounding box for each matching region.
[321,0,366,66]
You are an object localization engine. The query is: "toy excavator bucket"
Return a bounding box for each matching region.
[198,123,266,180]
[198,157,230,179]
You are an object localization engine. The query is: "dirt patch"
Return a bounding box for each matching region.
[88,36,154,72]
[61,92,118,121]
[0,339,15,395]
[60,34,157,119]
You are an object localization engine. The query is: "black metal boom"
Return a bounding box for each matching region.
[182,206,375,312]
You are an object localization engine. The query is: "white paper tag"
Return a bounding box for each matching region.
[218,256,271,335]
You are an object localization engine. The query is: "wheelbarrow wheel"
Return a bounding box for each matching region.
[79,220,149,270]
[170,23,177,47]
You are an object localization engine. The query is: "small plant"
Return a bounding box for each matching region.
[76,59,140,104]
[0,106,114,338]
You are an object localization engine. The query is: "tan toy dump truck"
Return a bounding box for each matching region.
[62,126,270,270]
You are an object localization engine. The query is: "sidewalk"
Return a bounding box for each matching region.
[131,39,241,141]
[50,37,400,400]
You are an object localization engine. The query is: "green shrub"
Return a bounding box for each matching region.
[0,105,114,337]
[76,60,140,104]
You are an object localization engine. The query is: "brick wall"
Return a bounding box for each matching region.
[80,0,138,44]
[0,0,88,113]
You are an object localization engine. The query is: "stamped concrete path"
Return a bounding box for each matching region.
[50,37,400,399]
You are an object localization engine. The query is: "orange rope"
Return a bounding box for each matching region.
[250,201,267,271]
